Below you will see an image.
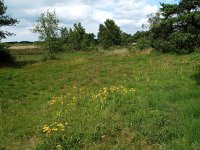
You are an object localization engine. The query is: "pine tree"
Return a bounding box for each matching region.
[98,19,121,49]
[0,1,18,64]
[0,1,18,40]
[149,0,200,54]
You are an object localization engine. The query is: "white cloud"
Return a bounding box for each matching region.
[46,2,93,21]
[2,0,160,42]
[92,10,114,23]
[2,26,37,42]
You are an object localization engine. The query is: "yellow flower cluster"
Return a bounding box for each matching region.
[43,123,66,135]
[91,87,109,101]
[43,125,51,134]
[91,85,136,101]
[91,87,108,101]
[110,85,136,94]
[48,96,66,105]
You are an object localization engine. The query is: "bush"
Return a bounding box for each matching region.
[46,39,64,53]
[152,39,172,53]
[135,37,151,50]
[169,32,196,54]
[39,39,64,58]
[128,45,137,53]
[0,44,15,64]
[152,32,196,54]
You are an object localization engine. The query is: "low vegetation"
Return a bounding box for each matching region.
[0,48,200,149]
[1,0,200,149]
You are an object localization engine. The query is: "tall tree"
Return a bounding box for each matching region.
[65,23,95,51]
[81,33,95,50]
[149,0,200,54]
[69,23,85,50]
[0,1,18,40]
[0,1,18,64]
[32,10,61,53]
[98,19,121,49]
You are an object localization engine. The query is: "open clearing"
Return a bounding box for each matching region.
[0,49,200,149]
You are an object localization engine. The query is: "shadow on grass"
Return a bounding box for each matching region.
[0,60,39,68]
[192,66,200,86]
[0,55,62,68]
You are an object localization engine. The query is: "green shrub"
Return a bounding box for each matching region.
[46,39,64,53]
[169,32,196,54]
[152,39,172,53]
[136,37,151,50]
[148,1,200,54]
[152,32,196,54]
[40,39,64,59]
[0,44,15,64]
[128,45,137,53]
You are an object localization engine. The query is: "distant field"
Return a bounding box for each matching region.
[0,49,200,149]
[9,45,45,55]
[9,45,38,50]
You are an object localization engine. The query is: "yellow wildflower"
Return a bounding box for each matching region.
[52,127,58,132]
[48,99,56,105]
[130,88,136,93]
[43,125,50,133]
[110,86,117,93]
[57,123,65,129]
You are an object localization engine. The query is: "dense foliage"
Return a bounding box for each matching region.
[132,31,151,50]
[149,0,200,54]
[120,32,132,46]
[61,23,95,51]
[0,43,15,64]
[98,19,121,49]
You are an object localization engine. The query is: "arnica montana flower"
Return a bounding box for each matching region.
[57,123,65,129]
[52,128,58,132]
[43,125,50,133]
[48,96,65,105]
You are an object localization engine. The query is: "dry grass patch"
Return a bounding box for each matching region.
[9,45,38,50]
[103,48,129,56]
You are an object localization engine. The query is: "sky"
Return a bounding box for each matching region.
[2,0,178,42]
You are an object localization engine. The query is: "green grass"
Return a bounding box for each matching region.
[0,50,200,149]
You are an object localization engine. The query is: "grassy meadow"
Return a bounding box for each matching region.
[0,46,200,149]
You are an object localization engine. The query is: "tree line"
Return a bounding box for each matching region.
[31,10,132,55]
[0,0,200,64]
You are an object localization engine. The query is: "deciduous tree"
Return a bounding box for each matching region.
[32,10,62,54]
